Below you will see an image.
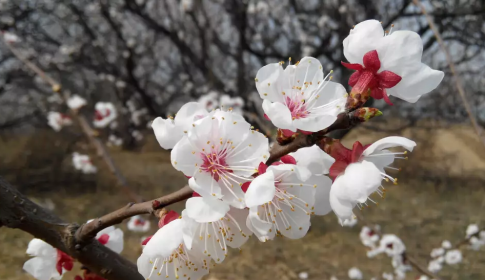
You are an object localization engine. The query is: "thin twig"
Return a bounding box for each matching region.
[413,0,485,148]
[3,39,142,203]
[404,253,441,280]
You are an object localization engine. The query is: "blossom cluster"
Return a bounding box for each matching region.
[143,19,443,280]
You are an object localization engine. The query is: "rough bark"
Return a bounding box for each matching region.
[0,177,143,280]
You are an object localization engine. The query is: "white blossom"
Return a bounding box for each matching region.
[342,19,444,104]
[93,102,117,128]
[348,267,363,279]
[444,249,462,265]
[47,112,72,132]
[66,95,87,110]
[255,57,346,134]
[127,215,151,233]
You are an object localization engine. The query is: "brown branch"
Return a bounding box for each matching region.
[403,253,441,280]
[0,177,143,280]
[76,185,192,243]
[3,39,142,203]
[413,0,485,149]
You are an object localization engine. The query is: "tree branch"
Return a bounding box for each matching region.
[0,177,143,280]
[75,185,192,243]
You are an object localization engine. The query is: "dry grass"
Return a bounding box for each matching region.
[1,123,484,280]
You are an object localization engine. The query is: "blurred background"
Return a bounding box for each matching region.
[0,0,484,279]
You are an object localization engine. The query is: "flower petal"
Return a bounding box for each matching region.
[255,63,285,102]
[343,20,384,65]
[363,50,381,72]
[105,228,124,254]
[246,207,274,242]
[143,219,183,258]
[377,70,402,88]
[188,174,222,199]
[171,136,202,176]
[348,71,362,87]
[23,257,57,280]
[362,136,416,156]
[291,145,335,175]
[262,100,294,130]
[244,171,275,208]
[185,196,230,223]
[313,175,333,215]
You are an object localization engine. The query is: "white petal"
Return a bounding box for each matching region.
[377,31,424,73]
[171,136,202,176]
[143,219,183,258]
[174,102,209,129]
[105,228,124,254]
[313,175,333,215]
[363,136,416,156]
[331,161,383,203]
[26,239,56,257]
[246,208,274,241]
[294,57,324,100]
[363,150,395,172]
[262,100,294,130]
[244,171,276,208]
[255,63,285,102]
[269,164,311,182]
[329,193,355,222]
[225,207,251,248]
[181,210,198,250]
[188,174,222,199]
[136,253,153,279]
[292,114,337,132]
[219,181,247,209]
[343,19,384,65]
[291,145,335,175]
[185,197,230,223]
[387,63,444,101]
[23,257,57,280]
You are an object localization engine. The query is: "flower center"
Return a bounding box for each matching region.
[284,96,308,120]
[95,109,110,121]
[200,148,231,182]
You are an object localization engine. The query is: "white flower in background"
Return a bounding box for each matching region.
[348,267,363,279]
[138,218,210,280]
[328,137,415,222]
[108,134,123,147]
[47,112,72,131]
[198,91,219,111]
[106,74,115,82]
[3,31,20,43]
[360,226,379,248]
[330,276,339,280]
[93,102,117,128]
[382,272,394,280]
[181,196,251,263]
[444,249,462,265]
[255,57,346,135]
[466,223,479,237]
[441,240,452,249]
[416,276,430,280]
[66,95,87,110]
[469,236,485,250]
[127,215,151,233]
[371,234,406,257]
[298,271,308,279]
[255,1,269,15]
[72,152,97,174]
[391,254,411,278]
[173,110,269,208]
[87,219,124,253]
[152,102,208,150]
[23,238,73,280]
[244,163,325,241]
[342,19,444,104]
[428,259,443,273]
[132,130,143,141]
[220,94,245,115]
[430,247,445,258]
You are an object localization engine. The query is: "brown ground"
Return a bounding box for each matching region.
[1,122,484,280]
